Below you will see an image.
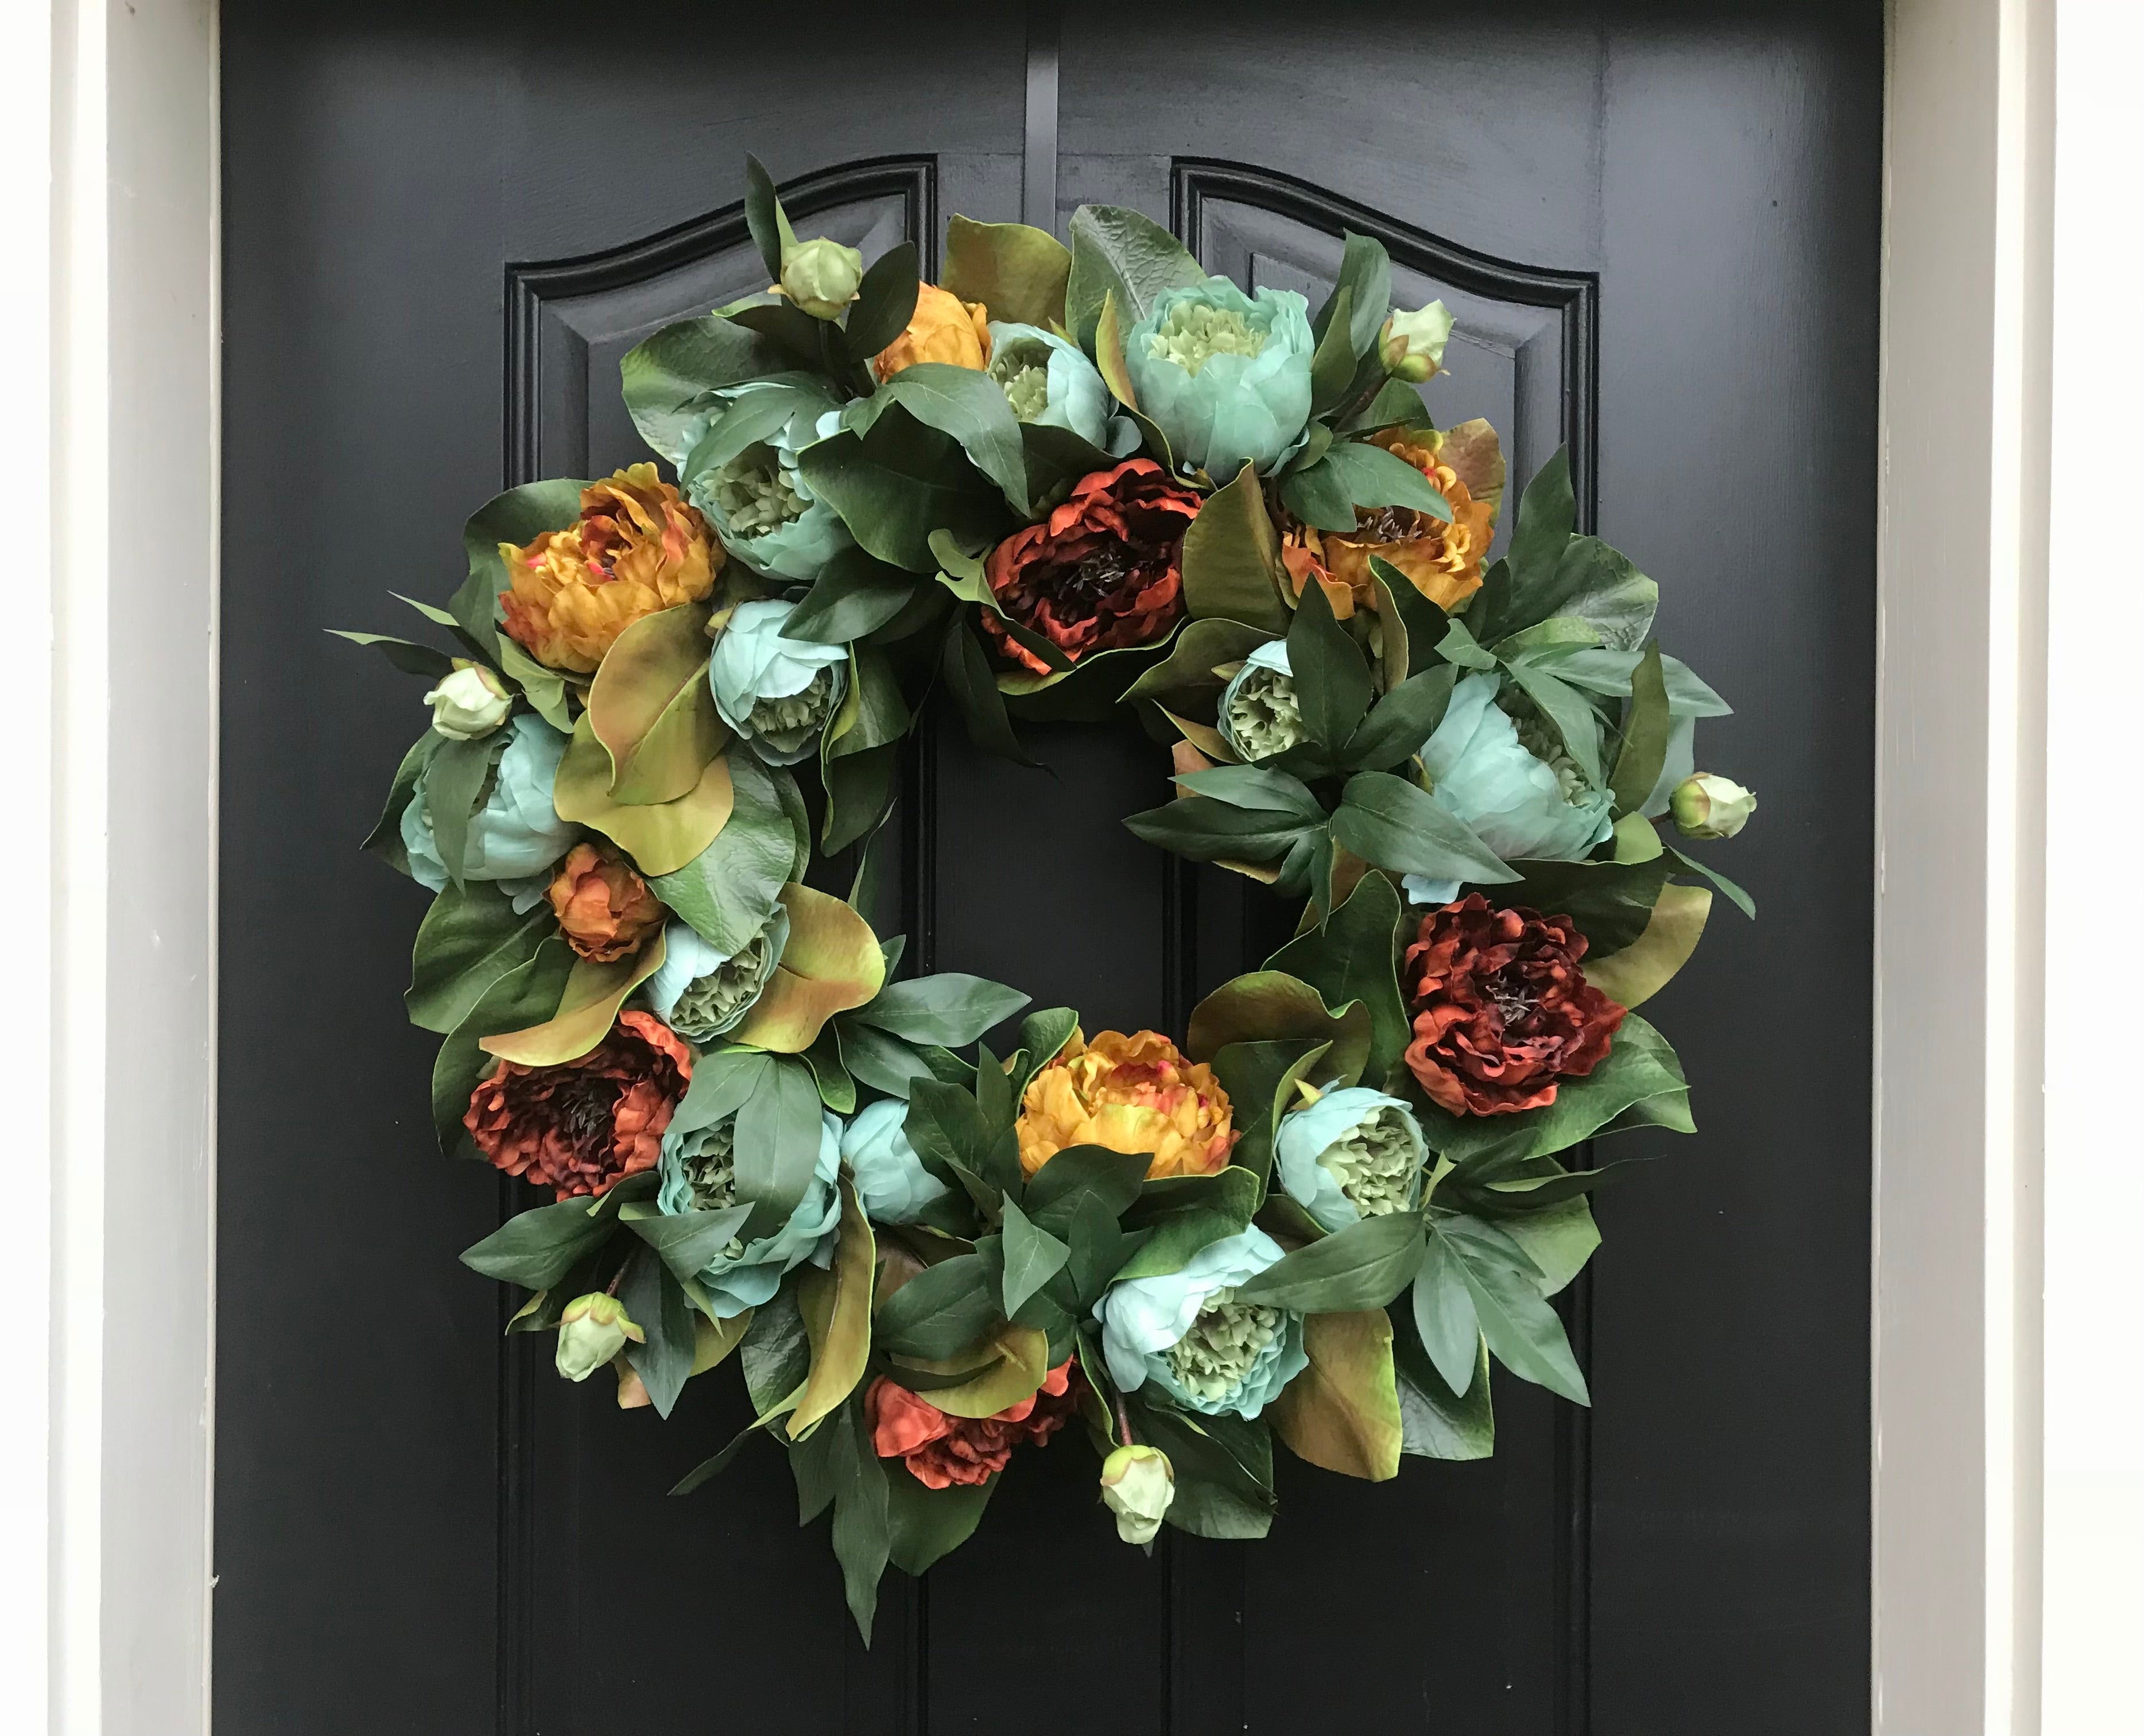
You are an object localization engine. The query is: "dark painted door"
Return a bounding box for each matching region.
[216,3,1879,1731]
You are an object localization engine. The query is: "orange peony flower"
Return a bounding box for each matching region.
[545,841,665,963]
[867,1361,1077,1489]
[1281,421,1505,615]
[871,282,991,381]
[499,464,718,675]
[1016,1028,1235,1180]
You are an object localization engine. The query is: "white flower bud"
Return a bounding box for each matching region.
[1380,301,1455,382]
[555,1292,644,1383]
[423,662,511,740]
[1099,1443,1176,1545]
[1670,772,1758,840]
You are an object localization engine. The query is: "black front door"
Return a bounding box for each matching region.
[216,5,1879,1730]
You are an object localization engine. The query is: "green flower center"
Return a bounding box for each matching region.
[713,442,809,537]
[989,339,1057,423]
[1148,301,1267,377]
[1502,696,1591,804]
[1223,666,1304,759]
[749,664,838,747]
[1166,1288,1283,1401]
[671,928,774,1040]
[1316,1105,1420,1218]
[679,1123,749,1261]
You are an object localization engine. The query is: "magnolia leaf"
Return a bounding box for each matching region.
[1265,871,1409,1091]
[1064,203,1205,354]
[692,1308,755,1374]
[1583,884,1712,1010]
[1185,970,1371,1086]
[1178,462,1291,631]
[586,602,724,804]
[620,312,786,464]
[1094,288,1139,412]
[896,1323,1049,1420]
[1608,642,1673,817]
[847,362,1030,517]
[796,409,1011,573]
[1121,615,1277,711]
[479,931,666,1067]
[1270,1308,1403,1482]
[730,884,888,1053]
[789,1181,877,1438]
[406,879,552,1036]
[942,214,1072,330]
[649,751,793,955]
[553,712,735,876]
[886,1474,997,1577]
[1392,1323,1495,1460]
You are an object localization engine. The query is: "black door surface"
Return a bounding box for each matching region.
[216,3,1879,1731]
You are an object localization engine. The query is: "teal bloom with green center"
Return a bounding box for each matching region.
[644,910,789,1044]
[400,714,578,909]
[1096,1227,1308,1420]
[681,390,853,582]
[1274,1086,1428,1232]
[657,1100,842,1319]
[986,320,1127,452]
[1124,278,1313,478]
[1216,640,1302,761]
[707,596,850,766]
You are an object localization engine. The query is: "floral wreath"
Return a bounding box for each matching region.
[340,157,1758,1634]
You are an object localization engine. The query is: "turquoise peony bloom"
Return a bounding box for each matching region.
[1096,1227,1308,1420]
[986,320,1130,452]
[1273,1087,1428,1232]
[1403,671,1614,904]
[680,388,853,582]
[657,1102,843,1319]
[643,910,789,1044]
[1125,279,1314,478]
[401,714,579,909]
[838,1098,952,1224]
[1216,640,1302,761]
[707,596,850,766]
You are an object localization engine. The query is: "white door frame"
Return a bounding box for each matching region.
[11,1,2137,1731]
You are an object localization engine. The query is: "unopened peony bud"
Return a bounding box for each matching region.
[424,662,511,740]
[555,1292,645,1383]
[1380,302,1455,383]
[780,235,865,320]
[1099,1443,1176,1545]
[1670,772,1757,840]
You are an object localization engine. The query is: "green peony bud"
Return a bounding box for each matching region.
[1099,1443,1176,1545]
[1381,301,1455,382]
[555,1292,645,1383]
[1670,772,1757,840]
[423,661,511,741]
[779,235,864,320]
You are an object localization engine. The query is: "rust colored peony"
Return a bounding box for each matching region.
[545,841,665,963]
[1281,424,1501,616]
[867,1361,1076,1489]
[871,282,992,381]
[465,1009,692,1200]
[1401,894,1626,1117]
[981,459,1201,675]
[1017,1027,1235,1179]
[499,464,719,674]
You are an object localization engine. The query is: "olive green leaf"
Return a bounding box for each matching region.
[1391,1318,1494,1460]
[554,712,735,877]
[479,929,667,1068]
[789,1181,877,1438]
[586,602,724,804]
[942,214,1072,328]
[1608,642,1672,817]
[406,878,553,1036]
[1583,883,1712,1010]
[1178,462,1291,631]
[1269,1307,1403,1482]
[846,362,1031,516]
[731,884,889,1053]
[647,750,792,954]
[1185,970,1371,1087]
[796,408,1013,573]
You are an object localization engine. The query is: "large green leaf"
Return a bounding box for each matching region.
[325,630,455,681]
[1265,871,1409,1090]
[846,362,1031,516]
[1177,462,1290,631]
[422,735,496,889]
[886,1472,997,1576]
[361,731,441,873]
[1285,576,1373,747]
[619,313,786,463]
[730,1054,829,1239]
[618,1247,698,1419]
[789,1182,877,1437]
[1329,771,1517,885]
[648,752,793,955]
[460,1195,619,1288]
[586,602,723,805]
[848,972,1030,1048]
[827,1400,893,1640]
[1064,203,1205,354]
[1208,1038,1331,1191]
[1391,1318,1494,1460]
[406,879,552,1036]
[1112,1167,1261,1281]
[479,936,667,1068]
[874,1253,1003,1359]
[1232,1211,1425,1312]
[553,712,736,878]
[1269,1307,1402,1481]
[998,1197,1072,1317]
[782,545,921,645]
[1583,884,1712,1010]
[797,406,1013,572]
[1185,971,1371,1088]
[1503,855,1674,955]
[1121,796,1320,869]
[1127,1399,1277,1540]
[940,214,1072,329]
[1023,1145,1153,1235]
[1608,642,1672,818]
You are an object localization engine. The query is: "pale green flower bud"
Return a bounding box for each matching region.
[1381,301,1455,382]
[555,1292,645,1383]
[1099,1443,1176,1546]
[1670,772,1757,840]
[1216,641,1304,761]
[779,235,865,320]
[423,661,511,741]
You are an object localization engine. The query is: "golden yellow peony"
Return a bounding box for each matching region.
[1281,420,1506,616]
[499,464,719,675]
[1016,1028,1235,1180]
[871,282,992,381]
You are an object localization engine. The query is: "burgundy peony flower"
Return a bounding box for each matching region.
[867,1361,1079,1489]
[464,1009,692,1199]
[980,458,1200,675]
[1401,894,1626,1116]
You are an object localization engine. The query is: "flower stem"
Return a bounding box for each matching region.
[604,1267,625,1297]
[1113,1392,1135,1449]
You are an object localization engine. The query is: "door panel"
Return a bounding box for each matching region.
[216,3,1879,1732]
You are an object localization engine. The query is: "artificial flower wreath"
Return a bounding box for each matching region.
[342,156,1758,1634]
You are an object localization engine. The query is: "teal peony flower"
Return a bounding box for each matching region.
[1216,640,1302,760]
[838,1098,952,1224]
[1403,671,1614,904]
[986,320,1129,452]
[681,389,853,582]
[401,713,579,909]
[1124,279,1314,478]
[644,911,789,1044]
[1096,1227,1308,1420]
[657,1101,843,1319]
[707,596,850,766]
[1273,1087,1428,1233]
